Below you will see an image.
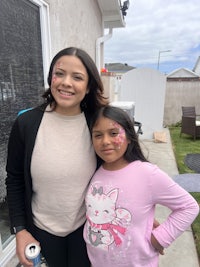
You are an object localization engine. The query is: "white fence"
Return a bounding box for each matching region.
[118,68,166,139]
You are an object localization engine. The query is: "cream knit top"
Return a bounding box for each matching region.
[31,110,96,236]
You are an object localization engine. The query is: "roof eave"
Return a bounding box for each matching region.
[97,0,126,28]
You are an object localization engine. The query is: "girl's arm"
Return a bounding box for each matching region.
[151,166,199,249]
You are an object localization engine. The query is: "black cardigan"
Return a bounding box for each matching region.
[6,105,97,234]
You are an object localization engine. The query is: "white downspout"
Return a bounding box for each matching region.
[96,28,113,73]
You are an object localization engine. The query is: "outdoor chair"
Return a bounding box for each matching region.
[134,121,143,135]
[180,106,200,140]
[184,153,200,173]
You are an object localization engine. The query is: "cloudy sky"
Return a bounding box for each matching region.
[104,0,200,74]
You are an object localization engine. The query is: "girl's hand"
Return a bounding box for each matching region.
[16,229,40,267]
[151,233,164,255]
[153,219,160,229]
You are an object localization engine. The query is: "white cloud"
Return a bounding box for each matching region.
[104,0,200,73]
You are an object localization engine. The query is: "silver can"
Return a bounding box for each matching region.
[25,243,41,267]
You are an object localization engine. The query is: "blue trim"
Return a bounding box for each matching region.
[18,108,33,116]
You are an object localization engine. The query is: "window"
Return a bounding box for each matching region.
[0,0,50,265]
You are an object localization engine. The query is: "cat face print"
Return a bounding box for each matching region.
[86,185,118,224]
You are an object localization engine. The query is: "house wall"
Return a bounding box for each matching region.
[164,79,200,126]
[46,0,103,62]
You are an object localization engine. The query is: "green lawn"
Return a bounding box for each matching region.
[169,126,200,260]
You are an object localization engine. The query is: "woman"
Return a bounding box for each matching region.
[6,47,107,267]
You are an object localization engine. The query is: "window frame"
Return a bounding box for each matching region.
[30,0,52,88]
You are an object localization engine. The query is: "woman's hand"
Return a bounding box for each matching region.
[16,229,40,267]
[151,233,164,255]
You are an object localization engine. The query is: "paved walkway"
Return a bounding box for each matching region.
[140,128,199,267]
[173,173,200,192]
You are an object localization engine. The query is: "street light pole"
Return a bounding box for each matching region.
[157,50,171,70]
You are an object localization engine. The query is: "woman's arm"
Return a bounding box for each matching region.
[6,118,27,229]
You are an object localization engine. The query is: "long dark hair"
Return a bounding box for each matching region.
[42,47,108,113]
[90,105,148,163]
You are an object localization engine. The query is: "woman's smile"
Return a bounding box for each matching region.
[57,89,75,97]
[51,55,89,115]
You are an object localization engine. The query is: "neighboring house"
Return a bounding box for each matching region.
[0,0,130,265]
[193,56,200,75]
[167,67,200,80]
[105,63,135,74]
[164,67,200,126]
[101,63,135,102]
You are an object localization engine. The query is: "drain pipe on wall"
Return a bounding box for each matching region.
[96,28,113,73]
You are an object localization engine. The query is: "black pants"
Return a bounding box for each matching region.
[33,224,90,267]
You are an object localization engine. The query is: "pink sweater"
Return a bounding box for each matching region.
[83,161,199,267]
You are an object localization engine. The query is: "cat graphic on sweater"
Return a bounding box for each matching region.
[85,185,132,250]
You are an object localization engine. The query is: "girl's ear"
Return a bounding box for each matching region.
[86,88,90,94]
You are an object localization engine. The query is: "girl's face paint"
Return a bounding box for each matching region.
[52,61,64,84]
[111,122,126,149]
[92,117,130,170]
[51,73,57,84]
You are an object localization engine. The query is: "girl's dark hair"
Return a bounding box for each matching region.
[42,47,108,113]
[90,105,148,163]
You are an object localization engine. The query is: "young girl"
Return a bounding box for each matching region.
[83,105,199,267]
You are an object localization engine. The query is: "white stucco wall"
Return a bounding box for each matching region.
[118,68,166,139]
[46,0,103,62]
